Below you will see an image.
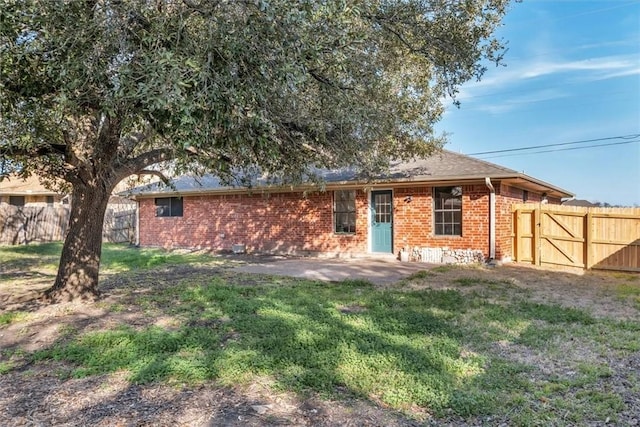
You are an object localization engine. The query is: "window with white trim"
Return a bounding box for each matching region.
[334,190,356,233]
[155,197,183,217]
[434,186,462,236]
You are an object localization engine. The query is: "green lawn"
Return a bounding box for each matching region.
[0,241,215,274]
[1,243,639,425]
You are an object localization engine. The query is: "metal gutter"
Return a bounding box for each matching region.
[126,179,487,199]
[485,177,496,261]
[125,173,573,200]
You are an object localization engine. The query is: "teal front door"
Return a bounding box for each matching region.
[371,190,393,253]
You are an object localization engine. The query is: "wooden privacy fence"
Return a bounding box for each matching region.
[0,205,136,245]
[103,208,137,243]
[512,204,640,272]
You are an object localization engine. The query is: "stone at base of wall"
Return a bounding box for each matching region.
[232,244,246,254]
[418,247,485,264]
[140,243,489,265]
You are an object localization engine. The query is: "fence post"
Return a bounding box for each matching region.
[584,210,593,270]
[534,207,541,266]
[513,209,520,262]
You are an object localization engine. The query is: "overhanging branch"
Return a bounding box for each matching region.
[308,69,355,91]
[136,169,170,185]
[0,144,67,158]
[115,148,175,181]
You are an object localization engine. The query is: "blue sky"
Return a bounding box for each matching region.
[436,0,640,206]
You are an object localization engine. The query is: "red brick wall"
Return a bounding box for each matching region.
[138,190,368,255]
[393,185,490,255]
[138,184,556,259]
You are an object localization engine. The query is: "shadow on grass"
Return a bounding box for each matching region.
[20,277,531,420]
[3,262,638,425]
[0,242,221,276]
[0,243,226,310]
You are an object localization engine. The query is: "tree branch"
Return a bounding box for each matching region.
[136,169,170,185]
[118,129,151,159]
[0,144,67,158]
[115,147,175,182]
[308,69,354,91]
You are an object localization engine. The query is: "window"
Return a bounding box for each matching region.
[522,190,529,202]
[334,190,356,233]
[155,197,183,217]
[46,196,54,206]
[9,196,25,207]
[434,186,462,236]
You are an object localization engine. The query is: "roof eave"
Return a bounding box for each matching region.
[0,191,60,196]
[500,173,574,199]
[126,172,573,199]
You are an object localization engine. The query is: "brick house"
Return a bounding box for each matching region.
[0,175,65,207]
[0,175,64,207]
[128,150,572,262]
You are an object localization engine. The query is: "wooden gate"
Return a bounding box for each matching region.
[512,204,640,272]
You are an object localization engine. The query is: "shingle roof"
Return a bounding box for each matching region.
[0,175,59,195]
[381,150,518,180]
[562,199,597,207]
[125,150,572,198]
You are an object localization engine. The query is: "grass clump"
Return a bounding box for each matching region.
[430,265,457,273]
[615,283,640,309]
[405,270,434,281]
[0,311,30,326]
[0,360,17,375]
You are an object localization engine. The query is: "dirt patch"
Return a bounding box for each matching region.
[395,263,640,321]
[0,362,420,427]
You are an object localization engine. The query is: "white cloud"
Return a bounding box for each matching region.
[473,88,570,114]
[452,54,640,106]
[589,66,640,81]
[520,56,636,79]
[576,38,640,51]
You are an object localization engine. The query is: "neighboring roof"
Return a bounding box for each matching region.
[0,175,60,196]
[125,150,574,199]
[563,199,597,207]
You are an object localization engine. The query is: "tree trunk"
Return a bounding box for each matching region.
[43,181,111,302]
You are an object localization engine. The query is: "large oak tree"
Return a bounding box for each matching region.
[0,0,510,302]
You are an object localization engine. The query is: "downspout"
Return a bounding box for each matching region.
[484,177,496,261]
[135,199,140,246]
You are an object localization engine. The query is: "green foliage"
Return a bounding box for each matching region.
[0,242,62,273]
[516,302,595,325]
[0,243,62,257]
[0,0,510,182]
[0,0,512,297]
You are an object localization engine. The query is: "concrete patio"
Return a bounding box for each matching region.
[233,256,435,285]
